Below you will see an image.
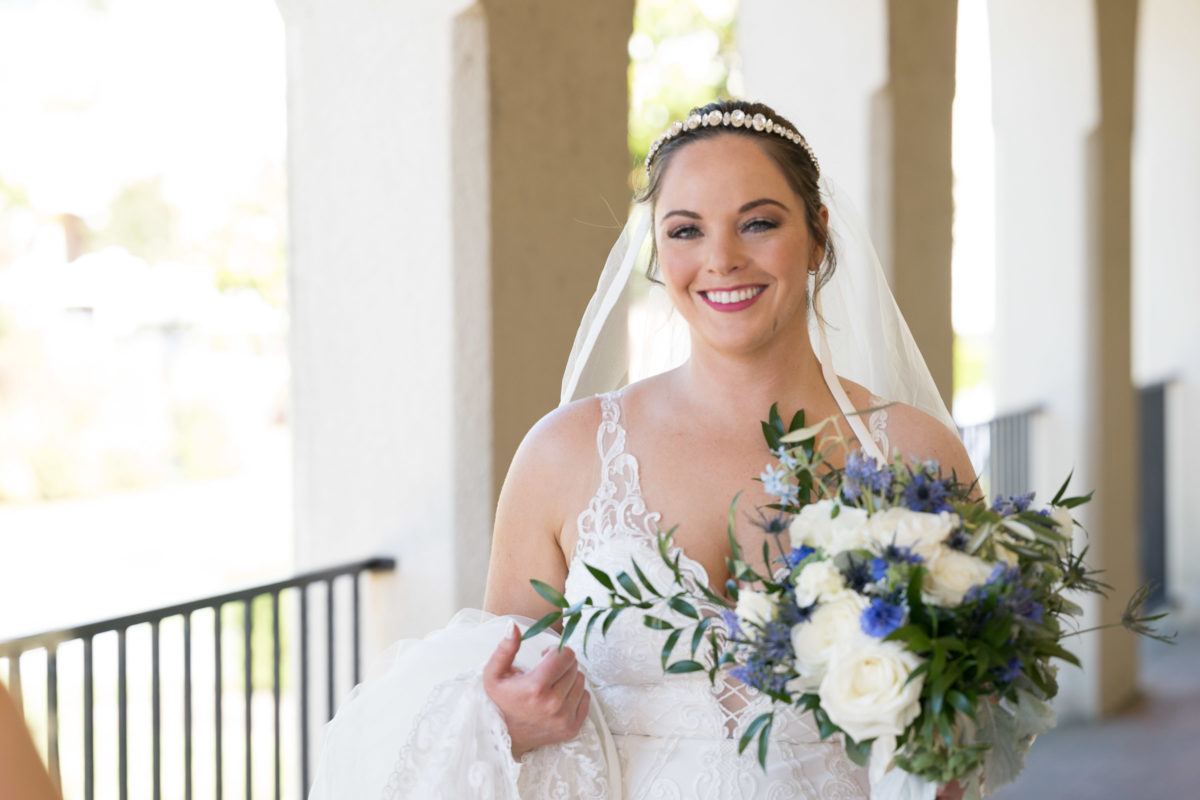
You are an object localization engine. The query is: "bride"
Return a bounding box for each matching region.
[311,99,975,799]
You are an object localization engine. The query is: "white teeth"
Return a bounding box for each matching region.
[706,286,762,305]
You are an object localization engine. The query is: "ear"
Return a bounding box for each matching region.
[809,205,831,272]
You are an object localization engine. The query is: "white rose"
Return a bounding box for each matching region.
[789,500,869,554]
[791,592,869,687]
[818,637,925,743]
[862,507,953,561]
[795,559,847,606]
[735,589,776,629]
[922,546,995,607]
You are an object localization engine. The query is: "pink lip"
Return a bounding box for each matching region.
[699,284,766,312]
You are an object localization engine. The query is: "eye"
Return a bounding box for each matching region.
[667,224,701,240]
[742,218,779,233]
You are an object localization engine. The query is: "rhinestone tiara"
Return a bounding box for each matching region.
[645,108,820,177]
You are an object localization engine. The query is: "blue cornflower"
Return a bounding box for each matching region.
[784,545,815,568]
[870,557,889,582]
[760,463,799,504]
[995,656,1023,683]
[721,609,743,638]
[990,492,1036,516]
[773,446,800,471]
[903,471,952,513]
[861,598,906,638]
[842,450,894,501]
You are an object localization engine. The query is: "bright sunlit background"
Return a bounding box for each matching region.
[0,0,290,640]
[0,0,999,641]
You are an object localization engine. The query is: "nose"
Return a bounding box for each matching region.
[706,229,745,276]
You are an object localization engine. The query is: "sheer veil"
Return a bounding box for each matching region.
[560,176,957,438]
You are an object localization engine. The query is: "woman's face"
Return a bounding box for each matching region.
[653,134,823,359]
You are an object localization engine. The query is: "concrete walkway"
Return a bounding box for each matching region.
[993,623,1200,799]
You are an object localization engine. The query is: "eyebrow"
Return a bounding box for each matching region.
[661,197,789,221]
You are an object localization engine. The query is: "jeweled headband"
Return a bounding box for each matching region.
[644,108,820,177]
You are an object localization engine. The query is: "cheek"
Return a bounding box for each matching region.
[656,248,701,294]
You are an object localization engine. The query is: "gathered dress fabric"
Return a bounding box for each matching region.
[309,391,873,799]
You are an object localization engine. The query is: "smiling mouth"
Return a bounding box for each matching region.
[700,285,765,310]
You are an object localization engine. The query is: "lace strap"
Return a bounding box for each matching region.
[867,393,892,461]
[574,392,663,561]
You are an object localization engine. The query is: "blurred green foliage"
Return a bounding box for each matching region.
[628,0,739,171]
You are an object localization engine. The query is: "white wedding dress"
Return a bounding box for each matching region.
[309,390,874,800]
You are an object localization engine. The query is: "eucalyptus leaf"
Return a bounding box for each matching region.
[530,579,569,608]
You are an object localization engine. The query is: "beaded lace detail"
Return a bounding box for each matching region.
[562,391,870,798]
[867,393,891,461]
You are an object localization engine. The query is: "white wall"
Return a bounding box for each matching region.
[279,0,492,661]
[1133,0,1200,620]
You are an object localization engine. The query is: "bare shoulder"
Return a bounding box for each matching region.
[485,395,605,616]
[502,395,605,510]
[838,377,978,487]
[880,402,977,487]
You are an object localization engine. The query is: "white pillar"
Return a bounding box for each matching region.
[989,0,1140,718]
[279,0,492,659]
[1134,0,1200,622]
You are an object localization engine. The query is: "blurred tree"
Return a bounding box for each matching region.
[628,0,739,173]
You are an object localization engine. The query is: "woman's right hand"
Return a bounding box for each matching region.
[482,623,591,760]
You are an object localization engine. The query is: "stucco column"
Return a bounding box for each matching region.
[989,0,1140,718]
[482,0,636,500]
[280,0,493,658]
[281,0,634,651]
[739,0,956,408]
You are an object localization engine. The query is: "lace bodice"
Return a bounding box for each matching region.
[562,392,870,799]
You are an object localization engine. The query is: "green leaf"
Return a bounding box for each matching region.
[946,689,976,720]
[691,616,713,656]
[738,711,773,755]
[530,579,568,608]
[665,659,705,674]
[615,571,642,601]
[789,408,806,432]
[643,615,675,631]
[1051,470,1074,505]
[758,715,773,767]
[584,564,615,592]
[631,558,662,597]
[522,609,561,640]
[560,611,582,644]
[661,627,683,669]
[780,418,832,443]
[842,735,872,767]
[769,403,784,432]
[667,596,699,620]
[601,607,624,635]
[583,609,604,652]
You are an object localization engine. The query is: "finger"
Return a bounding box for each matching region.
[528,646,577,686]
[550,663,580,701]
[482,623,522,682]
[569,684,590,728]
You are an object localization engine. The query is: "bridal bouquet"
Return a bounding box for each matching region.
[527,406,1170,799]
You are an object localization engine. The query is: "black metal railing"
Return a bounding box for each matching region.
[959,407,1040,500]
[0,557,395,800]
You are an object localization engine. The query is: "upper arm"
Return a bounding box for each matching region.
[885,404,981,499]
[483,399,599,621]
